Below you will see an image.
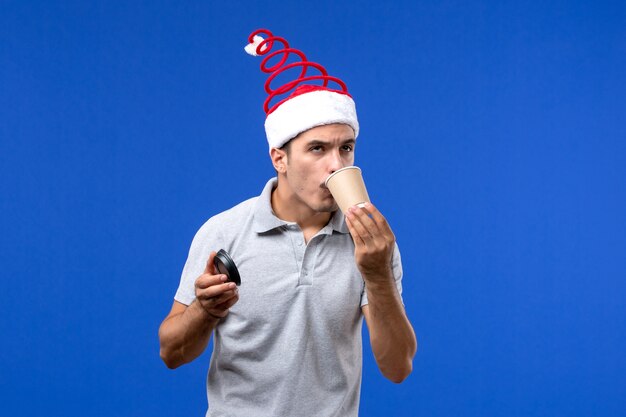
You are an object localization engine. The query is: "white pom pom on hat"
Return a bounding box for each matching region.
[244,29,359,149]
[244,35,266,57]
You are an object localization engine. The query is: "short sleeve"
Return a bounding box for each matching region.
[174,218,224,306]
[360,242,404,307]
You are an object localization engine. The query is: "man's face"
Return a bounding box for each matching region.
[279,123,356,213]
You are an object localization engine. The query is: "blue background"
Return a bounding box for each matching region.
[2,1,625,416]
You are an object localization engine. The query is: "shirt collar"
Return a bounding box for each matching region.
[253,178,349,235]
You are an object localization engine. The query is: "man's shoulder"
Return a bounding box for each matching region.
[199,195,259,233]
[214,196,259,223]
[187,196,258,250]
[191,178,274,244]
[200,178,274,232]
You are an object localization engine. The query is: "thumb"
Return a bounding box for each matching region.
[204,251,218,275]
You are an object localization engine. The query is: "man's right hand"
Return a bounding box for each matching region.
[194,251,240,319]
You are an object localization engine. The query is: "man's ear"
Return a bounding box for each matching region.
[270,147,288,173]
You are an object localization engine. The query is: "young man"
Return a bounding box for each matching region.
[159,30,416,417]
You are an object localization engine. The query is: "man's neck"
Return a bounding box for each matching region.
[271,182,332,240]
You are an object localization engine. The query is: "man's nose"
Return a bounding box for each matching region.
[328,149,346,174]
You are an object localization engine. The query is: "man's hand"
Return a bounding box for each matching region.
[344,202,396,280]
[158,251,239,369]
[195,251,240,319]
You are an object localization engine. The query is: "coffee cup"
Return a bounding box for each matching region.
[324,166,370,215]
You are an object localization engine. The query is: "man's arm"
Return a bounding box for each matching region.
[345,203,417,383]
[158,252,239,369]
[361,280,416,383]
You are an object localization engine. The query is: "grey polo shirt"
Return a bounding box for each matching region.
[175,178,403,417]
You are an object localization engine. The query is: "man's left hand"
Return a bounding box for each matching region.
[345,202,396,280]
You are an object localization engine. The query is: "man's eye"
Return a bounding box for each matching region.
[342,145,353,152]
[310,146,323,152]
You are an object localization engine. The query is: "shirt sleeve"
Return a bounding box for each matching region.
[360,242,404,307]
[174,218,224,306]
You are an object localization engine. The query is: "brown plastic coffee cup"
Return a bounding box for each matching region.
[324,166,370,215]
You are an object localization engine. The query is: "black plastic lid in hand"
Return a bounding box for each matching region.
[214,249,241,286]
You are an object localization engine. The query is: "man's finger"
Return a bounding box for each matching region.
[211,289,239,307]
[361,203,394,237]
[197,282,237,300]
[204,251,218,274]
[351,204,382,237]
[355,202,395,243]
[345,212,368,246]
[214,292,240,311]
[195,273,228,289]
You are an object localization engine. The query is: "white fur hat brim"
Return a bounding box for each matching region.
[264,90,359,149]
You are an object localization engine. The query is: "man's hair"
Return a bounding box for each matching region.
[280,139,292,155]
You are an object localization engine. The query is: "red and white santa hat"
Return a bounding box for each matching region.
[244,29,359,149]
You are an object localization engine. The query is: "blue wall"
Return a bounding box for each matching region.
[1,1,625,415]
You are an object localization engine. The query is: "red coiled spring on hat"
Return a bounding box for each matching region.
[247,29,350,115]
